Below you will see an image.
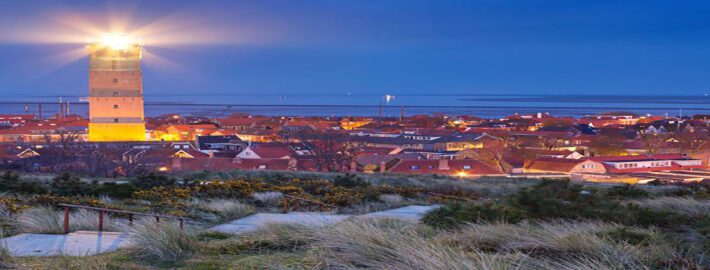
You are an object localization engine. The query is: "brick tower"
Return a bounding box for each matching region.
[87,35,146,141]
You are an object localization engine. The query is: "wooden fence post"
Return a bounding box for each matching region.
[98,210,104,232]
[63,207,70,234]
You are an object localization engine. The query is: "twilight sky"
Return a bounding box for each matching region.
[0,0,710,99]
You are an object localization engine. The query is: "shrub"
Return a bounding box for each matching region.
[127,219,199,262]
[605,184,649,199]
[133,186,191,216]
[192,180,265,198]
[0,171,47,194]
[50,173,87,196]
[333,173,369,188]
[90,182,138,199]
[131,173,175,190]
[423,202,527,229]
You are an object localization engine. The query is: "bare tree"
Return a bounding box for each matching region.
[675,129,710,154]
[295,131,364,172]
[639,132,668,154]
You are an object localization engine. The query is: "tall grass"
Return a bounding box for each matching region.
[0,229,13,269]
[443,220,678,269]
[252,192,284,206]
[631,197,710,217]
[198,199,256,221]
[15,207,126,234]
[127,219,199,262]
[309,217,524,270]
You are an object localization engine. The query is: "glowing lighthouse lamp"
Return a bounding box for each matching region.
[97,33,139,50]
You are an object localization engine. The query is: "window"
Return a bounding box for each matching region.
[112,78,118,83]
[463,165,472,170]
[410,165,420,170]
[113,118,119,123]
[113,92,119,97]
[113,104,119,109]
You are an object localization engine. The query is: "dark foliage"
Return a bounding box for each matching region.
[0,171,47,194]
[424,180,695,229]
[333,173,369,188]
[130,173,176,190]
[50,173,88,196]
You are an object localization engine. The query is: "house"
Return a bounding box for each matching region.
[432,132,498,151]
[387,159,505,176]
[589,154,704,173]
[152,124,218,141]
[195,135,245,154]
[172,157,294,172]
[524,158,606,174]
[236,143,294,159]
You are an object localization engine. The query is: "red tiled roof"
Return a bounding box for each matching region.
[248,144,293,159]
[524,158,589,172]
[388,159,503,175]
[175,157,290,171]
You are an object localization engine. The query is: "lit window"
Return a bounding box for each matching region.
[410,165,420,170]
[463,165,472,170]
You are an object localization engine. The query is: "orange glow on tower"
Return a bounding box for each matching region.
[87,34,146,141]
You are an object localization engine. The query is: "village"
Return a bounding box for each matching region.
[1,110,709,184]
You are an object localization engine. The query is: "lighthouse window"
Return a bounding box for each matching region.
[113,78,118,83]
[113,104,119,109]
[114,118,119,123]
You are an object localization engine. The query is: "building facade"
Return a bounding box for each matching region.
[87,39,146,141]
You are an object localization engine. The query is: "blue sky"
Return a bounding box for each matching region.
[1,0,710,99]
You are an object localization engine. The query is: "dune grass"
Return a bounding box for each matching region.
[631,197,710,217]
[127,218,200,262]
[198,199,256,221]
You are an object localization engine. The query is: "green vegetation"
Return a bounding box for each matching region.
[0,170,707,269]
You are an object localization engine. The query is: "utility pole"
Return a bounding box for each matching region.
[399,106,405,122]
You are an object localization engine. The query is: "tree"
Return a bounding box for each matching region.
[639,133,668,154]
[589,135,627,156]
[294,131,364,172]
[675,129,710,154]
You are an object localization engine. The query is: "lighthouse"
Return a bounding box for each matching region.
[87,34,146,142]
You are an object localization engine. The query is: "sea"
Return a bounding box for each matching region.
[1,94,709,119]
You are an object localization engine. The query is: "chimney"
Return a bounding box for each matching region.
[439,159,450,170]
[171,157,182,169]
[288,158,298,171]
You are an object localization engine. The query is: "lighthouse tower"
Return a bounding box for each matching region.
[87,35,146,142]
